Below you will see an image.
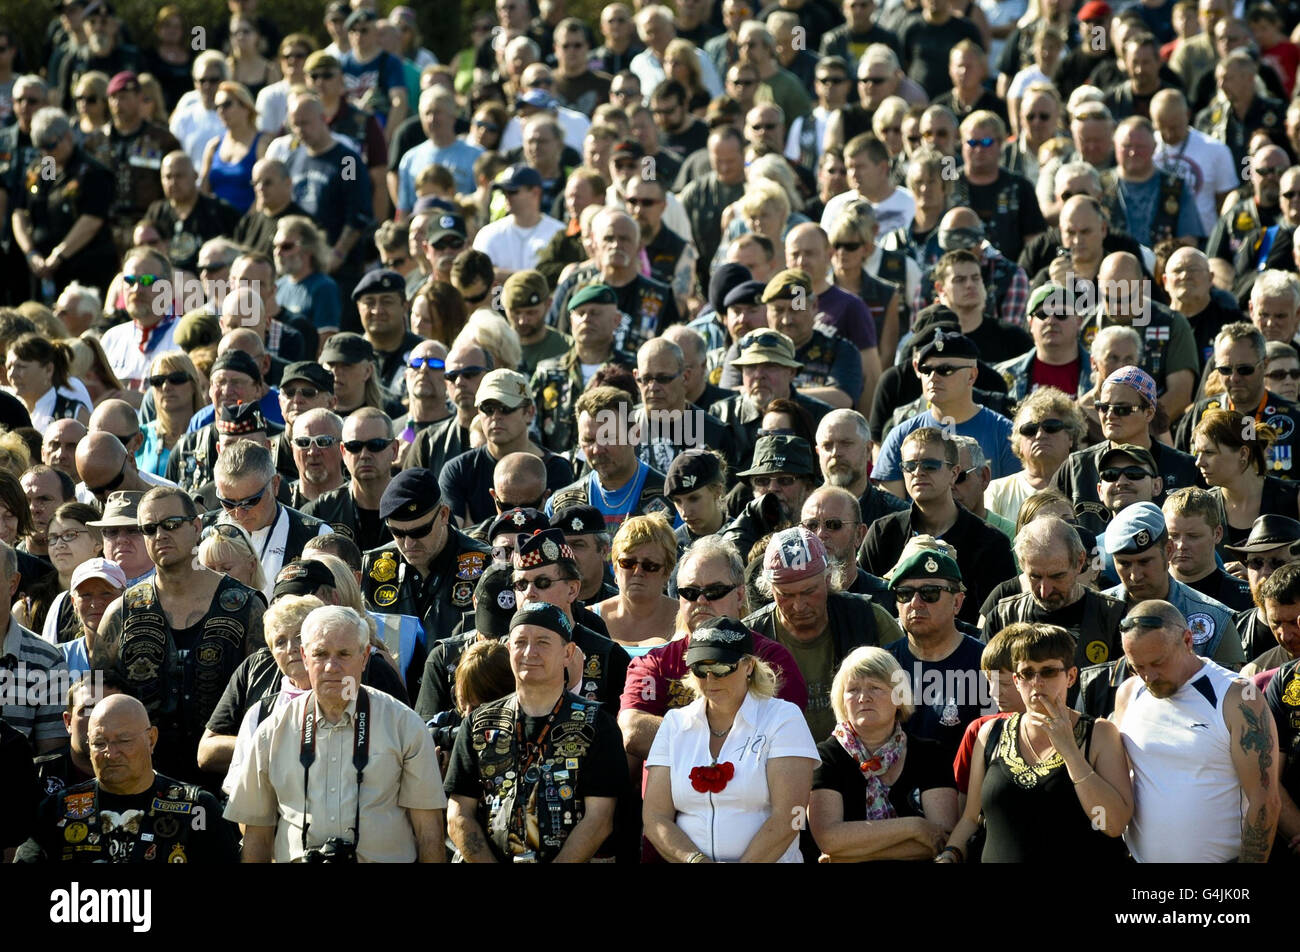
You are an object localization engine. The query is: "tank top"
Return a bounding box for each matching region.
[207,131,262,214]
[1120,660,1242,862]
[980,712,1128,863]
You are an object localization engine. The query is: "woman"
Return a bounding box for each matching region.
[1193,408,1299,551]
[831,201,905,362]
[142,5,195,112]
[664,38,710,114]
[595,513,680,655]
[391,7,438,69]
[70,334,139,409]
[199,521,269,600]
[71,71,110,142]
[669,450,729,542]
[226,16,279,101]
[15,502,103,636]
[452,310,523,375]
[412,279,468,343]
[136,74,170,124]
[140,351,207,477]
[453,639,515,715]
[4,334,91,430]
[939,624,1132,862]
[809,647,958,861]
[0,471,33,549]
[1265,339,1300,402]
[644,617,819,862]
[985,387,1086,524]
[200,81,268,215]
[467,102,509,152]
[54,558,126,675]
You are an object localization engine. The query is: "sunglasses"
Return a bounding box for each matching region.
[893,584,953,603]
[1018,418,1067,437]
[202,523,250,543]
[690,661,740,678]
[1031,309,1073,321]
[636,372,678,385]
[282,50,309,60]
[1025,112,1053,122]
[625,197,663,208]
[750,122,778,131]
[859,76,887,84]
[801,518,855,533]
[1214,362,1261,377]
[197,77,222,85]
[87,465,126,497]
[140,515,190,536]
[292,435,339,449]
[966,137,996,148]
[446,366,487,383]
[917,363,972,377]
[1099,466,1152,482]
[217,484,270,511]
[433,236,466,251]
[388,517,439,539]
[901,457,947,474]
[1118,614,1165,633]
[1247,557,1290,572]
[74,94,102,104]
[1094,402,1141,416]
[816,76,848,84]
[1267,368,1300,380]
[342,437,394,454]
[479,401,522,418]
[616,556,664,574]
[678,583,738,602]
[408,357,446,371]
[123,274,160,287]
[740,331,787,351]
[832,242,862,252]
[1014,665,1067,681]
[281,385,320,400]
[101,525,143,540]
[511,574,571,591]
[953,465,981,485]
[474,120,501,133]
[308,71,338,81]
[462,288,491,305]
[751,474,799,490]
[147,371,189,388]
[729,78,757,86]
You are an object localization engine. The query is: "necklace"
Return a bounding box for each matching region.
[593,467,639,511]
[709,725,731,738]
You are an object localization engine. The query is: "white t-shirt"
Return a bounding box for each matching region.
[1155,128,1241,236]
[646,691,819,863]
[169,96,225,169]
[984,469,1040,524]
[1008,66,1051,103]
[255,80,292,136]
[820,186,916,238]
[99,317,182,391]
[499,105,592,153]
[472,214,565,273]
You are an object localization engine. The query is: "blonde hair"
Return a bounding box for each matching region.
[664,38,705,97]
[149,350,209,440]
[216,80,258,121]
[0,432,32,479]
[831,646,914,724]
[303,551,382,646]
[735,179,791,232]
[200,520,269,592]
[610,512,678,574]
[71,333,125,394]
[136,73,168,123]
[681,654,781,701]
[452,310,523,374]
[264,594,326,652]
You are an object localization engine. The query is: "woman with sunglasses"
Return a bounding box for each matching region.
[198,520,269,598]
[938,623,1132,863]
[985,387,1085,524]
[1193,408,1299,553]
[809,646,958,861]
[71,71,110,142]
[1265,340,1300,403]
[199,80,268,215]
[225,16,279,102]
[830,200,907,362]
[14,502,103,636]
[139,351,208,478]
[3,334,90,431]
[467,102,509,152]
[644,616,819,862]
[594,514,680,657]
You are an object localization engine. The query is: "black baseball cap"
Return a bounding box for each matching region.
[281,361,334,394]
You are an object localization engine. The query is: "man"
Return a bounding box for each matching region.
[0,540,68,754]
[361,468,490,697]
[863,426,1017,625]
[40,419,85,482]
[1177,322,1300,477]
[352,269,421,396]
[1208,145,1290,273]
[1226,516,1300,661]
[303,408,398,551]
[547,385,674,529]
[800,485,887,599]
[1112,116,1206,251]
[1164,487,1254,612]
[20,465,71,563]
[339,8,408,140]
[622,174,698,320]
[735,19,811,126]
[873,330,1019,493]
[274,218,342,350]
[1248,270,1300,352]
[473,164,564,280]
[1105,33,1177,122]
[503,270,569,376]
[1195,48,1285,176]
[948,111,1044,263]
[678,127,747,286]
[816,407,908,527]
[235,159,307,256]
[996,283,1092,401]
[551,504,617,605]
[820,0,900,70]
[746,527,901,738]
[0,74,46,302]
[820,132,915,238]
[32,670,128,797]
[1163,246,1242,368]
[395,87,482,212]
[395,340,451,449]
[1114,599,1279,862]
[662,323,731,413]
[87,491,154,586]
[222,252,307,364]
[1245,562,1300,675]
[406,342,489,472]
[227,605,444,862]
[553,17,611,116]
[631,338,734,475]
[950,436,1013,538]
[786,55,851,172]
[144,151,240,275]
[169,52,227,168]
[722,434,820,558]
[982,516,1128,670]
[923,247,1033,367]
[934,39,1004,126]
[1151,88,1238,238]
[89,399,145,459]
[1102,501,1245,667]
[289,408,347,508]
[441,369,573,526]
[594,5,645,76]
[300,50,389,220]
[276,360,336,460]
[651,79,709,158]
[630,4,723,102]
[18,694,236,863]
[98,246,181,390]
[92,487,265,782]
[75,432,172,508]
[895,0,983,99]
[445,599,625,863]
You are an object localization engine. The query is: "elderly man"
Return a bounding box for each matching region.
[1163,246,1243,367]
[1225,516,1300,661]
[98,246,182,390]
[678,127,748,286]
[144,151,241,275]
[746,527,901,739]
[234,159,306,256]
[1114,599,1279,862]
[18,694,236,863]
[288,408,347,508]
[32,669,128,797]
[618,534,808,760]
[395,340,450,442]
[226,606,444,862]
[1208,145,1289,271]
[1247,270,1300,353]
[395,87,482,213]
[801,485,888,600]
[41,419,86,482]
[949,435,1012,538]
[996,283,1092,401]
[87,491,154,586]
[1195,47,1285,177]
[722,434,819,558]
[75,432,173,508]
[816,408,908,527]
[0,539,68,754]
[20,465,71,562]
[631,339,735,475]
[1177,322,1300,477]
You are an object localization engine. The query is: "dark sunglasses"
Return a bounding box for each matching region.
[342,437,394,454]
[917,363,972,377]
[462,288,491,305]
[617,556,664,573]
[1100,466,1152,482]
[859,75,887,84]
[147,371,189,388]
[678,583,738,603]
[140,515,190,536]
[511,574,571,591]
[636,372,678,385]
[74,94,101,104]
[433,236,466,251]
[446,366,487,383]
[1267,368,1300,381]
[751,474,798,489]
[1094,402,1141,416]
[832,242,862,252]
[308,71,338,81]
[388,517,438,539]
[801,518,855,533]
[1025,112,1053,122]
[408,357,446,371]
[893,585,953,603]
[1018,418,1067,437]
[87,464,126,497]
[953,465,981,485]
[216,484,270,511]
[690,661,740,678]
[123,273,160,287]
[474,119,501,133]
[815,76,848,84]
[901,458,947,474]
[292,435,338,449]
[1118,615,1165,632]
[281,385,320,400]
[1214,362,1261,377]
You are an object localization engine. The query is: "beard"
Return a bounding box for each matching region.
[823,463,862,489]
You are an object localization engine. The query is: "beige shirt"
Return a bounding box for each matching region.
[224,686,445,863]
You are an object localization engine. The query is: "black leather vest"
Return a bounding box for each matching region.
[52,776,201,863]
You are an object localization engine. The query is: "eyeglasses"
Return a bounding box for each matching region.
[16,96,46,105]
[147,371,189,388]
[292,435,339,449]
[751,474,799,490]
[140,515,190,536]
[446,366,487,383]
[342,437,394,454]
[1214,362,1262,377]
[388,516,439,539]
[690,661,740,678]
[101,525,143,540]
[48,528,90,547]
[408,356,446,371]
[1014,665,1067,681]
[1266,368,1300,381]
[616,556,664,574]
[801,518,856,533]
[625,197,663,207]
[832,242,862,252]
[636,371,678,385]
[1094,402,1142,416]
[89,731,151,753]
[87,464,126,498]
[901,458,947,474]
[966,137,996,149]
[123,274,160,287]
[1247,557,1290,572]
[511,574,572,591]
[917,363,973,377]
[216,483,271,511]
[1118,614,1166,632]
[678,583,738,603]
[433,236,466,251]
[750,122,778,131]
[893,584,953,603]
[281,385,320,400]
[308,71,339,81]
[479,401,522,418]
[1099,466,1152,482]
[1018,418,1067,437]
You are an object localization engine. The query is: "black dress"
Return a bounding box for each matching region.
[979,713,1128,863]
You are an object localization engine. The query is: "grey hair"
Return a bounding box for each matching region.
[505,34,541,61]
[1252,269,1300,311]
[213,438,275,486]
[1215,321,1267,361]
[293,407,344,437]
[31,107,71,147]
[1055,161,1102,196]
[1266,339,1298,362]
[861,43,900,71]
[1013,515,1085,567]
[950,433,987,472]
[13,74,47,98]
[60,282,102,315]
[1091,324,1144,362]
[302,605,370,651]
[680,535,745,587]
[737,20,776,51]
[193,50,230,81]
[817,408,870,445]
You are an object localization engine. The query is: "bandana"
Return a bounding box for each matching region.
[832,720,907,820]
[138,314,176,355]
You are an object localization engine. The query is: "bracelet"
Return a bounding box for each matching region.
[938,845,963,863]
[686,851,705,864]
[1072,770,1096,785]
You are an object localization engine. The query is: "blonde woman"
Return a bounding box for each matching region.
[984,387,1086,524]
[593,513,680,656]
[200,80,268,214]
[71,71,110,142]
[140,351,208,477]
[199,521,269,599]
[137,73,170,123]
[664,38,710,114]
[715,178,795,270]
[71,333,139,409]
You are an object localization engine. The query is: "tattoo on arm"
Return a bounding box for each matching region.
[1242,802,1272,863]
[1239,701,1274,791]
[464,830,491,861]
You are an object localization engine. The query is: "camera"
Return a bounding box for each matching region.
[427,709,463,750]
[303,837,357,863]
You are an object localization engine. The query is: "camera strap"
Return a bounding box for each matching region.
[299,688,371,857]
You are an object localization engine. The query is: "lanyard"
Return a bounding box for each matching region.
[511,692,567,839]
[300,688,371,855]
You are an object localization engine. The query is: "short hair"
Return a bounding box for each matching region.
[1269,339,1300,363]
[140,485,199,519]
[1115,115,1156,141]
[1091,324,1144,362]
[1014,515,1085,567]
[611,512,677,572]
[1260,561,1300,605]
[1055,161,1102,197]
[0,472,33,538]
[1071,101,1115,125]
[905,147,948,185]
[680,534,746,594]
[294,407,345,437]
[1252,269,1300,310]
[950,434,987,472]
[861,43,900,71]
[454,640,515,712]
[346,406,395,441]
[817,407,871,446]
[31,108,71,149]
[213,439,276,486]
[1162,486,1222,529]
[901,426,958,465]
[1192,407,1274,476]
[736,179,790,226]
[264,594,325,651]
[449,247,494,291]
[302,605,369,652]
[304,533,363,572]
[831,646,913,723]
[193,50,229,80]
[843,132,889,164]
[1214,321,1267,361]
[934,247,982,286]
[1011,387,1087,459]
[575,384,634,421]
[1009,623,1077,669]
[960,110,1006,140]
[982,626,1023,672]
[1219,48,1258,75]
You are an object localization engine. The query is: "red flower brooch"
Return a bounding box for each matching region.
[690,761,735,793]
[859,757,882,774]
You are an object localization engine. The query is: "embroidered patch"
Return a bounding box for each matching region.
[64,793,94,819]
[65,822,88,844]
[151,798,192,814]
[1186,613,1214,646]
[1085,640,1109,664]
[374,584,399,607]
[452,581,474,606]
[370,552,398,583]
[456,552,486,579]
[218,588,248,612]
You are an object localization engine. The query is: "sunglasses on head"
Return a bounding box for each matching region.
[343,437,393,454]
[678,583,738,602]
[740,331,787,350]
[202,523,250,543]
[1018,418,1067,437]
[901,457,947,474]
[1214,362,1261,377]
[147,370,189,388]
[511,574,570,591]
[292,434,338,449]
[1118,614,1165,633]
[893,584,953,603]
[1267,368,1300,380]
[1094,402,1141,416]
[690,661,740,678]
[388,517,438,539]
[123,273,160,287]
[446,366,487,383]
[617,556,664,574]
[408,356,445,371]
[140,515,190,536]
[217,484,271,511]
[1100,465,1152,482]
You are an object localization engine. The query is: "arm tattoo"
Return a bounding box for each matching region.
[1239,701,1274,791]
[1241,803,1273,863]
[90,607,124,669]
[464,830,491,862]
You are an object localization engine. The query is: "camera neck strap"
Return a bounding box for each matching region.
[299,688,371,857]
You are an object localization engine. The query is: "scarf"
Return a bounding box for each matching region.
[832,719,907,820]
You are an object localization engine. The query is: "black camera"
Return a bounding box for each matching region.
[303,837,357,863]
[427,709,463,750]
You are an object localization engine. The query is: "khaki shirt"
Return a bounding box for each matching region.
[224,686,444,863]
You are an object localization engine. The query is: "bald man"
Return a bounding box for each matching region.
[1207,144,1290,269]
[1112,116,1205,250]
[145,150,242,274]
[462,452,552,541]
[1163,246,1243,366]
[89,399,144,457]
[234,158,308,256]
[41,419,87,482]
[75,432,176,507]
[1151,89,1239,237]
[1091,251,1200,420]
[16,694,238,863]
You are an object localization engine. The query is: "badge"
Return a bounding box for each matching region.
[64,821,88,844]
[566,757,579,770]
[1085,640,1109,664]
[1235,211,1255,233]
[496,588,515,611]
[542,539,559,561]
[151,797,191,814]
[512,510,527,526]
[371,552,398,583]
[584,655,599,676]
[126,657,159,681]
[144,843,157,861]
[452,581,473,606]
[924,557,938,573]
[558,784,573,800]
[1282,675,1300,707]
[196,644,221,665]
[1264,111,1278,126]
[167,843,187,863]
[1163,194,1178,216]
[1186,613,1214,645]
[570,516,584,531]
[64,792,94,819]
[374,584,399,607]
[543,383,560,410]
[456,552,486,579]
[153,816,180,838]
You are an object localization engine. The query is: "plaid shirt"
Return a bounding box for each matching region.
[914,242,1030,329]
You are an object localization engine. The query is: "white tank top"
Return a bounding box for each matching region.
[1119,660,1243,863]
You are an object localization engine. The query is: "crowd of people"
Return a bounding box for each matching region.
[1,0,1299,865]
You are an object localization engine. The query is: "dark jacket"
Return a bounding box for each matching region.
[708,386,835,472]
[983,589,1129,670]
[744,591,884,668]
[1052,440,1201,535]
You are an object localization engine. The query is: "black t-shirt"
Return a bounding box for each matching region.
[439,446,575,525]
[885,634,993,763]
[1185,568,1254,613]
[0,718,38,849]
[663,118,710,161]
[1266,658,1300,803]
[965,319,1033,366]
[812,731,956,823]
[897,14,984,99]
[963,171,1045,263]
[356,504,386,554]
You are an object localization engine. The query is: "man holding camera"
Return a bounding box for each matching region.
[225,606,446,862]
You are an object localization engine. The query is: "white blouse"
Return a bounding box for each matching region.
[647,692,818,863]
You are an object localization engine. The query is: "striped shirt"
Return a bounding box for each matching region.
[1,616,70,745]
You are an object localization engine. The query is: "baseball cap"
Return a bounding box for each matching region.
[476,369,531,409]
[1098,443,1157,474]
[272,559,337,600]
[319,332,375,367]
[683,616,753,666]
[515,89,558,111]
[493,164,544,192]
[665,448,724,496]
[425,212,467,243]
[281,361,334,394]
[474,563,517,639]
[71,558,127,592]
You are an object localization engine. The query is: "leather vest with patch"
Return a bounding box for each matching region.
[548,468,672,527]
[469,694,601,863]
[52,776,200,864]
